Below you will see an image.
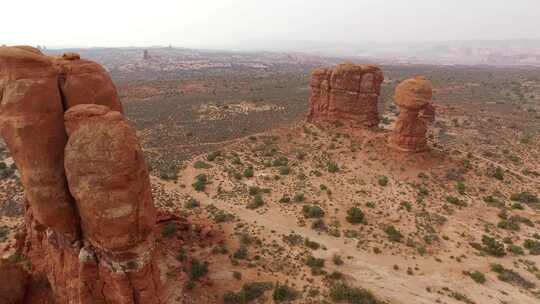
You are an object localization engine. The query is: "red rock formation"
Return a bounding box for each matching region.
[0,46,79,237]
[53,53,123,113]
[0,259,29,304]
[0,46,161,304]
[307,63,384,127]
[388,76,435,152]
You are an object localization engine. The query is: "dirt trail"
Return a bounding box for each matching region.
[155,170,540,304]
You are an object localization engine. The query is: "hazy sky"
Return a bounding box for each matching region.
[3,0,539,49]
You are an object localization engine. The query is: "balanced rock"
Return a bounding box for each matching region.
[307,63,384,127]
[388,76,435,152]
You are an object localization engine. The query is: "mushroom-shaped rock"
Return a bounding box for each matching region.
[64,104,155,260]
[53,53,123,113]
[307,63,384,127]
[0,46,79,236]
[388,76,435,152]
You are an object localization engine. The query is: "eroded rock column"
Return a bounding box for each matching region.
[0,46,79,237]
[388,76,435,152]
[0,46,161,304]
[307,63,384,127]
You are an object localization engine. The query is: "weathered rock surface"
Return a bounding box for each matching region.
[388,76,435,152]
[64,104,156,259]
[307,63,384,127]
[53,54,123,113]
[0,258,29,304]
[0,46,161,304]
[0,46,79,236]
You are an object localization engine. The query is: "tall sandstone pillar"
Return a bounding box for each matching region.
[388,76,435,152]
[307,63,384,127]
[0,46,161,304]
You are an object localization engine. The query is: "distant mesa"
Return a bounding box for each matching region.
[307,63,384,127]
[388,76,435,152]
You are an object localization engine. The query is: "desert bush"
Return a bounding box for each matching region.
[482,235,506,257]
[184,198,200,209]
[385,225,403,242]
[302,205,325,218]
[346,207,365,224]
[194,160,212,169]
[273,284,299,302]
[510,192,538,204]
[377,176,388,187]
[329,282,381,304]
[524,239,540,255]
[247,194,264,209]
[327,161,339,173]
[223,282,273,304]
[192,174,208,192]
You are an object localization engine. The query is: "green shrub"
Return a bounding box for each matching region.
[482,235,506,257]
[456,182,466,194]
[445,195,467,207]
[223,282,273,304]
[305,256,325,268]
[233,245,248,259]
[333,254,344,266]
[194,160,212,169]
[248,186,260,196]
[524,239,540,255]
[161,222,177,238]
[192,174,208,192]
[243,167,254,178]
[507,244,524,255]
[330,282,381,304]
[279,195,291,203]
[184,198,200,209]
[272,156,288,167]
[346,207,365,224]
[187,258,208,280]
[311,219,327,231]
[384,225,403,242]
[293,192,305,202]
[491,263,535,289]
[493,167,504,180]
[247,195,264,209]
[273,284,299,302]
[510,192,539,204]
[278,166,290,175]
[302,205,325,218]
[206,151,221,161]
[378,176,388,187]
[468,271,486,284]
[304,239,320,250]
[327,161,339,173]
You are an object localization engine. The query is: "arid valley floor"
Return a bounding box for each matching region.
[1,47,540,304]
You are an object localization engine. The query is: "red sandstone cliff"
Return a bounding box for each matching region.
[0,46,161,304]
